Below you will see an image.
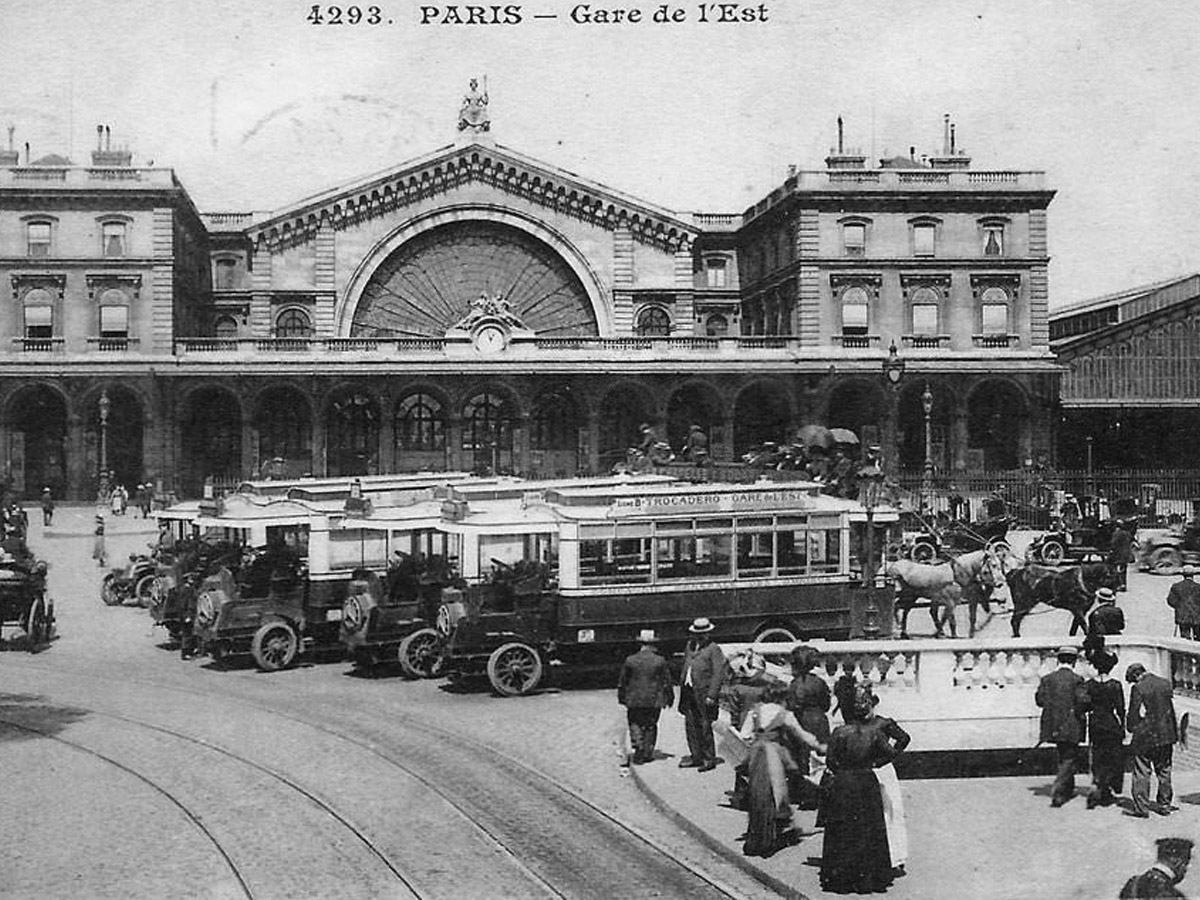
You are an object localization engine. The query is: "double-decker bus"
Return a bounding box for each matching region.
[437,479,898,695]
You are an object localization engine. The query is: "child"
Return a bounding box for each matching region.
[93,515,107,567]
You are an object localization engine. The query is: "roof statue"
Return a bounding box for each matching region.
[458,77,490,133]
[452,292,526,331]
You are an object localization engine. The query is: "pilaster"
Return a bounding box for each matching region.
[796,209,820,346]
[314,224,337,335]
[250,245,273,336]
[612,228,634,335]
[150,208,174,353]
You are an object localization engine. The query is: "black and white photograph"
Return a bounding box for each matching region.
[2,1,1200,897]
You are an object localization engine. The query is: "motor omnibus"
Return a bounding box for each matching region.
[436,478,898,695]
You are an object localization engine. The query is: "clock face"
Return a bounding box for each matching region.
[474,325,507,354]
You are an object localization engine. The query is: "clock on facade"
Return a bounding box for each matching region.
[473,324,508,353]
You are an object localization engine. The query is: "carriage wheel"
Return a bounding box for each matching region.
[100,573,123,606]
[25,596,48,650]
[486,642,544,696]
[398,628,446,679]
[1038,540,1065,565]
[1150,546,1183,576]
[754,625,798,644]
[912,541,938,564]
[251,621,298,671]
[134,575,158,608]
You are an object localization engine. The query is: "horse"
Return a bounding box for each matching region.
[1005,562,1113,637]
[887,547,1007,638]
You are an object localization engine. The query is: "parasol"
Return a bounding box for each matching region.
[794,424,834,451]
[828,428,860,445]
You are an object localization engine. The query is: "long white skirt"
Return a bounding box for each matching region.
[876,762,908,867]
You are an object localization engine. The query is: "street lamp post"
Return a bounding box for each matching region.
[922,382,934,514]
[97,389,111,503]
[858,451,885,637]
[1085,435,1095,495]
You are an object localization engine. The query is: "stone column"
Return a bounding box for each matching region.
[65,413,87,500]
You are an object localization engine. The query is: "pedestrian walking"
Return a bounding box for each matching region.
[1120,837,1193,898]
[831,659,858,722]
[617,629,674,766]
[1082,649,1126,809]
[1108,519,1134,592]
[1088,587,1126,637]
[1125,662,1180,818]
[819,684,898,894]
[39,487,54,527]
[1167,566,1200,639]
[92,515,107,568]
[736,681,826,858]
[716,649,774,810]
[861,690,912,878]
[677,617,729,772]
[110,485,124,517]
[137,483,153,518]
[1035,645,1087,807]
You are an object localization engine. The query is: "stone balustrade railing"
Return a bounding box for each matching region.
[719,634,1200,753]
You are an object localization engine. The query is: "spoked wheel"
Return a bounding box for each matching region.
[486,642,544,697]
[1038,540,1066,565]
[753,626,798,644]
[134,575,157,608]
[25,596,48,650]
[100,573,123,606]
[251,621,298,671]
[398,628,446,679]
[911,541,938,564]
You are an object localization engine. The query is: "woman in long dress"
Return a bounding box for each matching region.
[1083,649,1125,808]
[862,692,912,878]
[820,684,898,893]
[737,682,826,858]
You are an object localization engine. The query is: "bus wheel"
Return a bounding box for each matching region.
[398,628,446,679]
[754,626,798,643]
[486,642,543,697]
[251,622,298,671]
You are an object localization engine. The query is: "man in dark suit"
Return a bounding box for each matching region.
[1108,520,1134,592]
[617,629,674,765]
[1089,587,1126,637]
[1121,837,1193,898]
[1035,645,1087,807]
[1167,566,1200,640]
[677,617,729,772]
[1126,662,1180,818]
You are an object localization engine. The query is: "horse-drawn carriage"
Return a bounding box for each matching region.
[1026,494,1138,565]
[905,496,1012,563]
[0,540,53,650]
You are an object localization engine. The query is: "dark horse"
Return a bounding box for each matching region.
[1005,562,1113,637]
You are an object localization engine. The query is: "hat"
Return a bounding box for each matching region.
[95,515,104,522]
[1125,662,1147,683]
[1184,566,1198,577]
[1056,645,1078,660]
[1095,587,1116,603]
[636,629,658,644]
[1157,838,1194,859]
[1092,650,1118,674]
[729,649,767,680]
[688,617,715,634]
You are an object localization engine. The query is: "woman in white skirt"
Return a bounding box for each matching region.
[862,691,911,878]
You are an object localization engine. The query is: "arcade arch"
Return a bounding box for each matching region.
[83,386,145,493]
[324,387,380,477]
[666,381,724,454]
[6,385,67,497]
[182,386,242,495]
[968,380,1027,470]
[255,386,313,478]
[732,381,791,454]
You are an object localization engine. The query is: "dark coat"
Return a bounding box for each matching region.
[1108,526,1134,566]
[679,638,729,707]
[1035,665,1086,744]
[1127,672,1179,752]
[1082,677,1126,740]
[1120,866,1187,898]
[1168,578,1200,625]
[788,671,833,742]
[618,646,674,709]
[1088,603,1125,636]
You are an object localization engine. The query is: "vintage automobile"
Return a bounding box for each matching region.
[0,538,53,650]
[1026,494,1138,565]
[101,552,159,607]
[906,497,1012,563]
[438,478,898,696]
[1136,499,1200,574]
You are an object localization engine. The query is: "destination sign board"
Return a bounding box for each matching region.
[607,488,817,517]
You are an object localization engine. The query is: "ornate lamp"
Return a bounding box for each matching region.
[98,389,111,502]
[857,452,886,637]
[922,382,934,512]
[883,340,905,388]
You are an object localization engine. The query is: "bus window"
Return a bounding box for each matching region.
[579,537,651,585]
[525,533,559,577]
[655,534,732,580]
[737,531,774,578]
[777,529,809,576]
[809,528,842,573]
[480,533,527,572]
[266,524,310,558]
[330,529,387,569]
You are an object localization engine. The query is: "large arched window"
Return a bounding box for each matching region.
[214,315,239,339]
[635,306,670,337]
[275,308,313,338]
[395,392,446,452]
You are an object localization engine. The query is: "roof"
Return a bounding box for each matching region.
[1051,273,1200,320]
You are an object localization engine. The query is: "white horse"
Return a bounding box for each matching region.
[887,547,1008,638]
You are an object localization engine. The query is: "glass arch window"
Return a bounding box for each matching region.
[635,306,671,337]
[841,286,869,335]
[910,287,940,334]
[275,308,313,338]
[981,287,1010,334]
[705,314,729,337]
[395,393,446,452]
[214,315,239,339]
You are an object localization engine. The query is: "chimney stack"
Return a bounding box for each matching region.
[91,124,133,167]
[825,116,866,170]
[0,126,17,166]
[929,116,971,169]
[25,142,30,166]
[96,125,104,151]
[837,116,844,154]
[950,123,956,154]
[942,113,950,155]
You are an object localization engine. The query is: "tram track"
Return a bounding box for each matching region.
[1,657,749,900]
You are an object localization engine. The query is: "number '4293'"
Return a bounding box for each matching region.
[307,5,385,24]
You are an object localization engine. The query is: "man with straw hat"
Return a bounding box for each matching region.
[1167,566,1200,639]
[617,629,674,766]
[677,617,729,772]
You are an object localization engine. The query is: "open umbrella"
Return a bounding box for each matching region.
[828,428,860,446]
[795,424,834,451]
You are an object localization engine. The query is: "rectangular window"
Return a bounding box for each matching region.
[102,222,127,257]
[24,305,52,339]
[983,225,1004,256]
[27,222,51,257]
[215,258,238,290]
[706,260,727,288]
[842,301,868,335]
[329,529,387,569]
[736,531,774,578]
[100,305,129,338]
[579,537,651,585]
[843,223,866,257]
[912,304,939,335]
[982,303,1008,334]
[913,224,936,257]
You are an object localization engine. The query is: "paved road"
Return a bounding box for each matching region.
[0,507,780,900]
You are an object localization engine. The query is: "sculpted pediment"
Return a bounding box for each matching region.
[244,142,697,253]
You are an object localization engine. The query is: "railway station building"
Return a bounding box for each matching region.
[0,96,1061,499]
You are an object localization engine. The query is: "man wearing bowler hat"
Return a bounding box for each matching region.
[617,629,674,766]
[1168,566,1200,640]
[1126,662,1180,818]
[1035,645,1087,807]
[1089,587,1126,637]
[1121,837,1194,898]
[678,617,729,772]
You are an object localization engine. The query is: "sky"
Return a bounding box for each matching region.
[2,0,1199,307]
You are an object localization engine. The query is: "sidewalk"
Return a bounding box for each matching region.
[631,722,1200,900]
[38,504,159,540]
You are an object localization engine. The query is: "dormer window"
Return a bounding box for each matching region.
[102,221,127,257]
[27,222,51,257]
[705,258,728,288]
